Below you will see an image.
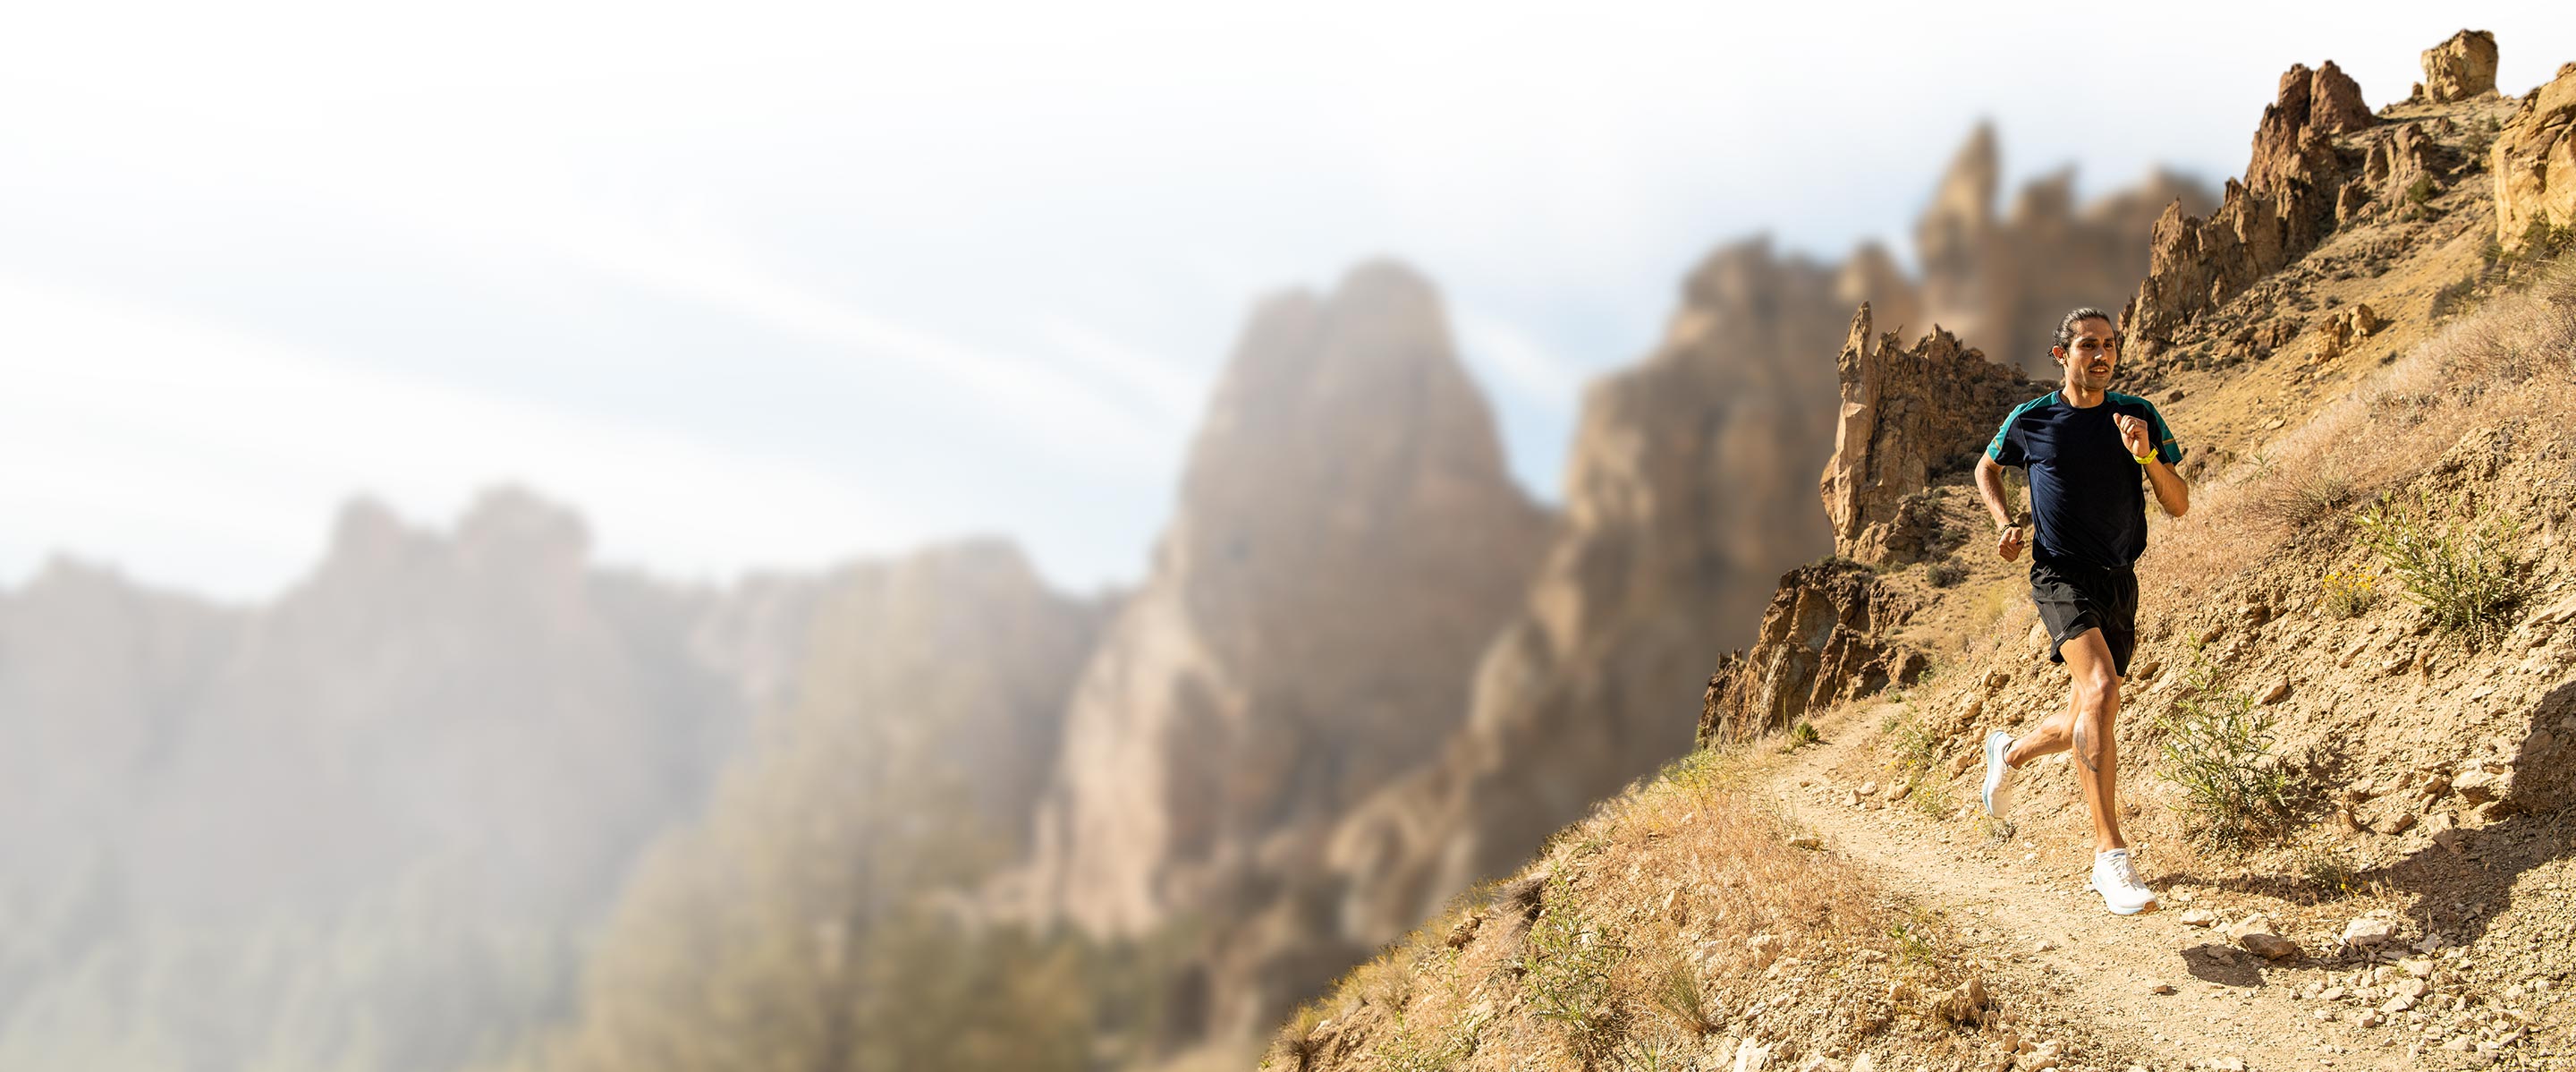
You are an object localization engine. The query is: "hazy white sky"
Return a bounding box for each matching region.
[4,1,2571,601]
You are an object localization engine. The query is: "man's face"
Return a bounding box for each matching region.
[2055,318,2117,391]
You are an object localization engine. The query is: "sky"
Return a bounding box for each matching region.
[4,1,2572,602]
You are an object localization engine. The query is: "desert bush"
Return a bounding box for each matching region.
[1880,704,1938,778]
[2296,844,2362,901]
[2319,568,2378,618]
[2405,174,2437,206]
[2153,645,2297,850]
[2249,467,2353,531]
[1648,951,1718,1035]
[1521,872,1623,1058]
[1785,719,1820,750]
[2354,488,2523,647]
[1927,559,1968,588]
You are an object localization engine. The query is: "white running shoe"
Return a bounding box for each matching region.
[1981,730,2017,818]
[2090,848,2159,915]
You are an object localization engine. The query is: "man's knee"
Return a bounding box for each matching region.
[2075,667,2120,709]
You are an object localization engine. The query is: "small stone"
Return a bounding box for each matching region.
[2442,1035,2473,1051]
[2372,812,2417,836]
[2393,978,2429,1000]
[2147,980,2175,994]
[2341,916,2401,948]
[2208,1059,2248,1071]
[2181,908,2219,927]
[2401,957,2435,978]
[2359,1010,2385,1027]
[1850,1057,1877,1072]
[1858,781,1879,797]
[2259,678,2292,705]
[2315,1008,2338,1021]
[2381,994,2417,1014]
[1788,834,1822,850]
[2228,915,2300,960]
[2021,1041,2062,1070]
[1733,1037,1775,1072]
[2033,939,2058,953]
[2166,389,2185,403]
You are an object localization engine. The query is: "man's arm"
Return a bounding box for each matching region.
[2114,412,2190,516]
[1975,455,2023,561]
[2143,458,2190,516]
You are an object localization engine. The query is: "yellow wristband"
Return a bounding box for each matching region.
[2132,452,2154,465]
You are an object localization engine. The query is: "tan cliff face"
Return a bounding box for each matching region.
[1011,260,1555,1033]
[0,487,850,1072]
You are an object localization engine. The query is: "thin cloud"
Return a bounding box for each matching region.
[0,276,928,600]
[1453,309,1584,411]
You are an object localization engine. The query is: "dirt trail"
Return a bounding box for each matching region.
[1772,702,2411,1072]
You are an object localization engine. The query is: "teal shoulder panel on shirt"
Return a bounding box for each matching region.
[2107,391,2185,464]
[1987,393,2057,462]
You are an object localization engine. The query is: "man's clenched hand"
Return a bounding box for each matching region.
[1997,523,2022,562]
[2114,413,2154,459]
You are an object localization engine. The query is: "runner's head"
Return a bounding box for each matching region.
[2049,307,2118,392]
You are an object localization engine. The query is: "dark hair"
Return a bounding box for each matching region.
[2053,307,2116,352]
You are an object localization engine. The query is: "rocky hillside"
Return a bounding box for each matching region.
[1276,33,2576,1072]
[1309,123,2208,1033]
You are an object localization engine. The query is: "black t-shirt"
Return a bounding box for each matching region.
[1985,390,2182,572]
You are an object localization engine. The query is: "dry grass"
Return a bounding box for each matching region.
[1266,744,1979,1071]
[2142,254,2576,609]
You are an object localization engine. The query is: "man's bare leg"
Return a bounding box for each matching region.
[2002,628,2125,852]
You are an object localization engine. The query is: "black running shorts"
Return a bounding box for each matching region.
[2029,558,2140,677]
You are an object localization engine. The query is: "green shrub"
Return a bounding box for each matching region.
[1648,951,1718,1035]
[1786,719,1821,749]
[1880,704,1937,778]
[2153,644,2297,850]
[1927,559,1968,588]
[1520,872,1623,1059]
[2405,174,2437,206]
[2354,488,2523,647]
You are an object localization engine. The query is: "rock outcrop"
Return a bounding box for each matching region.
[1696,557,1923,746]
[1914,123,2214,376]
[1821,304,2038,566]
[2419,30,2499,104]
[1014,259,1554,1034]
[2492,62,2576,251]
[2123,61,2384,367]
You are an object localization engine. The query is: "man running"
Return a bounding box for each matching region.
[1973,307,2190,915]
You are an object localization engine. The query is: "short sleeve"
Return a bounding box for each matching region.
[2141,401,2183,464]
[1987,410,2028,467]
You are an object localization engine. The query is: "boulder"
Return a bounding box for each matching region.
[2421,30,2500,104]
[2492,62,2576,253]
